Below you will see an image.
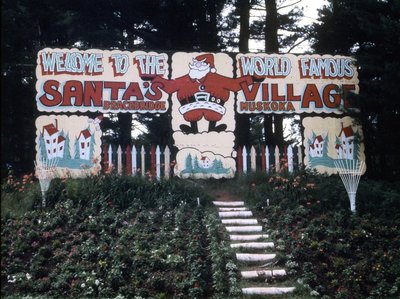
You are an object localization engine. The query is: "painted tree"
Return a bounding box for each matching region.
[63,133,71,160]
[185,154,193,172]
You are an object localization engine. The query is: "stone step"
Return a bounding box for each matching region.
[236,253,276,262]
[213,201,244,207]
[222,219,258,225]
[219,207,248,211]
[226,226,262,233]
[229,234,269,241]
[219,211,253,218]
[230,242,274,249]
[242,287,295,295]
[240,269,286,279]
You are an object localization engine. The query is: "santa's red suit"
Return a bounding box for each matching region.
[151,54,253,133]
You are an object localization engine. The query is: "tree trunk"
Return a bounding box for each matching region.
[264,0,284,147]
[236,0,251,146]
[117,113,132,147]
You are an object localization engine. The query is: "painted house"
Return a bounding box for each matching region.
[42,120,65,159]
[200,156,212,168]
[335,144,344,159]
[78,129,92,160]
[337,124,355,159]
[309,135,324,158]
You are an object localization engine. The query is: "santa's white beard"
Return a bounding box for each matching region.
[189,67,210,80]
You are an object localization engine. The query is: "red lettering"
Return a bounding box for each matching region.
[262,83,269,101]
[240,82,259,101]
[145,82,164,101]
[122,82,144,101]
[83,81,103,107]
[271,84,285,101]
[286,84,301,101]
[62,80,83,106]
[301,84,323,108]
[104,82,125,101]
[323,84,341,108]
[39,80,62,106]
[342,84,356,108]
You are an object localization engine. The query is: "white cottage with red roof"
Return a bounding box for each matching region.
[42,120,65,159]
[78,129,92,160]
[337,124,355,159]
[309,135,324,158]
[200,156,212,168]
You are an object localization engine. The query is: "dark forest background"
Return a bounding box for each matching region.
[1,0,399,180]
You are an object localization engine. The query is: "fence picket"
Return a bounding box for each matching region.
[265,145,271,173]
[103,145,109,170]
[156,145,161,180]
[108,144,113,168]
[250,146,256,172]
[141,146,145,176]
[132,145,137,176]
[288,145,293,173]
[150,145,156,176]
[117,146,123,174]
[242,146,248,173]
[275,146,280,172]
[126,145,132,175]
[298,145,302,166]
[164,146,171,179]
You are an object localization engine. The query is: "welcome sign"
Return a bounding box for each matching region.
[36,48,169,113]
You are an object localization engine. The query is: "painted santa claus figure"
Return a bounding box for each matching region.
[151,53,253,134]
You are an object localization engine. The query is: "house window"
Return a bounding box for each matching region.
[46,140,50,144]
[60,146,63,151]
[48,149,50,154]
[53,149,56,153]
[81,142,85,149]
[53,138,56,143]
[87,142,90,147]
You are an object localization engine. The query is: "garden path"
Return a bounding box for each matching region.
[212,190,296,297]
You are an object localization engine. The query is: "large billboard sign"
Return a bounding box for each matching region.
[35,49,362,178]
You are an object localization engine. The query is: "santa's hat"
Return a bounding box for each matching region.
[195,53,216,73]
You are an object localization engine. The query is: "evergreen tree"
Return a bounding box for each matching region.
[312,0,400,179]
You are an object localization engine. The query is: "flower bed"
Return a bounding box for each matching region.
[1,174,239,298]
[242,171,400,299]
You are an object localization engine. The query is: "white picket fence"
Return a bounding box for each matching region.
[103,144,302,179]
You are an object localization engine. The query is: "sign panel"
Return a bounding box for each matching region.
[36,48,169,113]
[35,115,102,178]
[303,116,366,175]
[134,52,243,178]
[236,54,359,114]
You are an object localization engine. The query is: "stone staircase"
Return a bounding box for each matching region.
[213,200,296,297]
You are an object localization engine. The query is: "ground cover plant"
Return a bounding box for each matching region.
[2,170,400,298]
[238,170,400,299]
[1,173,239,298]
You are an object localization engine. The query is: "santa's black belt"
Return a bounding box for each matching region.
[182,96,225,106]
